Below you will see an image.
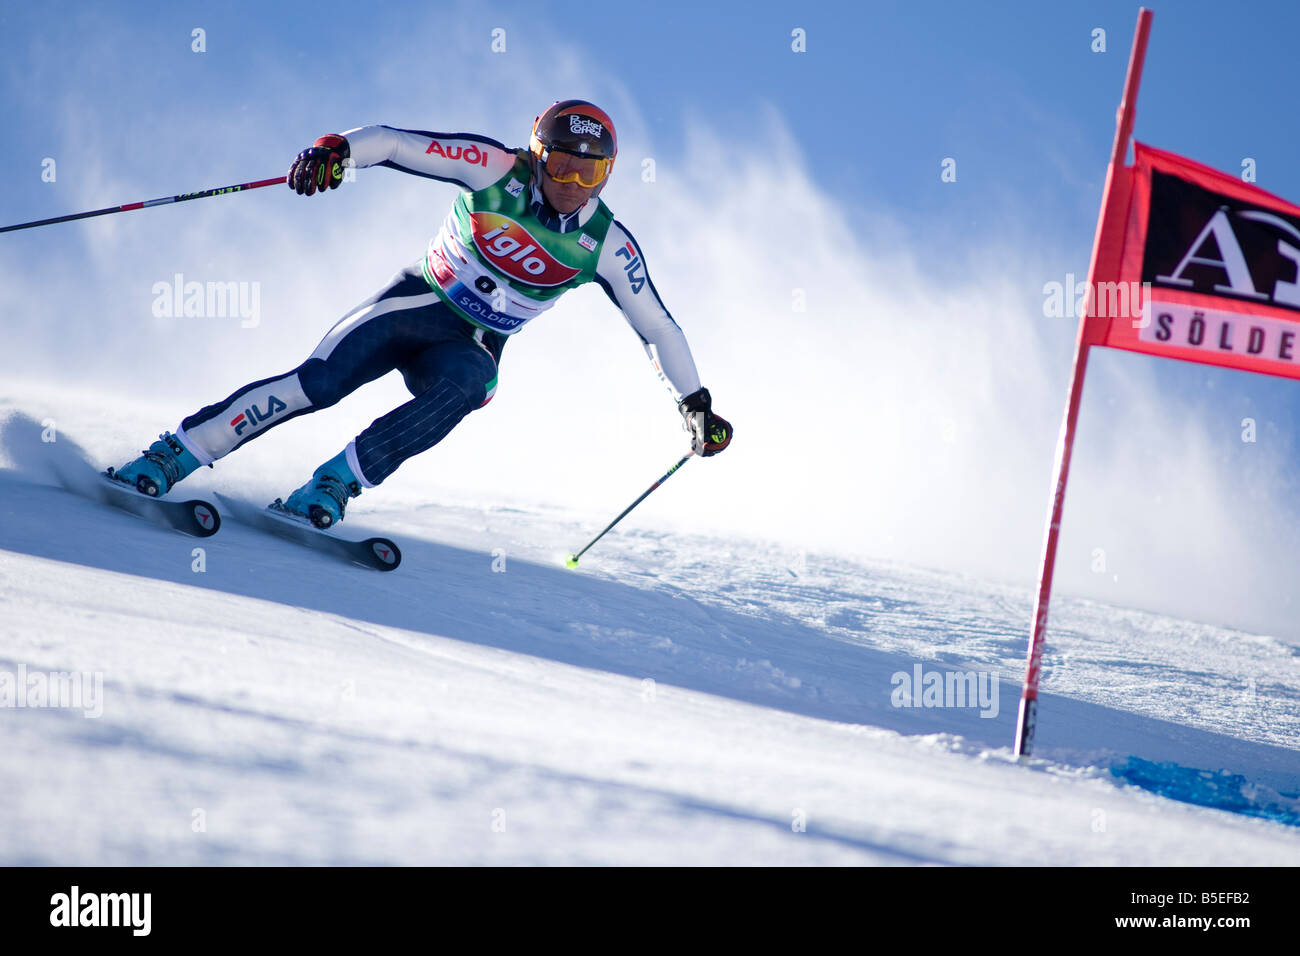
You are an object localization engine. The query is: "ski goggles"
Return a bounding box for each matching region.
[537,146,614,188]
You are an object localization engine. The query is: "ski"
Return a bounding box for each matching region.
[213,493,401,571]
[97,473,221,537]
[46,445,221,537]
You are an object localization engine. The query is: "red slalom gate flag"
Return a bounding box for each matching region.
[1013,8,1300,759]
[1094,142,1300,380]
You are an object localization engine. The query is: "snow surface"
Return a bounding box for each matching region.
[1,393,1298,865]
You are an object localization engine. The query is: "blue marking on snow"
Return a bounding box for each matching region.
[1111,756,1300,827]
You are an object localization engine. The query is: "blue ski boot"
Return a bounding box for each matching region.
[278,450,362,530]
[108,432,201,497]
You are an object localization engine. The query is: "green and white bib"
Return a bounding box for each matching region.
[422,151,614,334]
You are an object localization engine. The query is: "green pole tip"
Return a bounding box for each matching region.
[564,553,579,569]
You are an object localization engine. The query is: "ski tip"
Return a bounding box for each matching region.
[564,553,579,570]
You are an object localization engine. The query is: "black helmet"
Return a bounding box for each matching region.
[529,99,618,192]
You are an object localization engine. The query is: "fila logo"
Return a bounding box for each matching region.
[615,241,646,294]
[568,116,603,138]
[230,396,287,436]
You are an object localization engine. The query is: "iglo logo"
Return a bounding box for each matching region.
[470,212,581,287]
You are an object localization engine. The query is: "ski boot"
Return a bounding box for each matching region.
[277,450,362,530]
[108,432,201,497]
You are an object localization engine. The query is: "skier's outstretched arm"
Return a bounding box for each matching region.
[595,220,733,456]
[287,126,517,195]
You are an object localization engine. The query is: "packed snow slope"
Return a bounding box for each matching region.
[0,393,1297,865]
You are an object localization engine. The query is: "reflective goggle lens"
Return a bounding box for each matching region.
[543,149,611,188]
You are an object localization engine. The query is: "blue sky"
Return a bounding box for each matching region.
[9,0,1300,234]
[5,0,1300,634]
[6,0,1298,274]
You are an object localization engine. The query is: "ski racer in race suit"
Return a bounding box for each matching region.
[111,100,733,529]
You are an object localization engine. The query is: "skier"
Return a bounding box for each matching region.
[110,100,732,529]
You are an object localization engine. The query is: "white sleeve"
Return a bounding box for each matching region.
[341,125,518,190]
[596,219,702,401]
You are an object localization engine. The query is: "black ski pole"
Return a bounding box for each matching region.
[0,175,287,234]
[565,451,694,568]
